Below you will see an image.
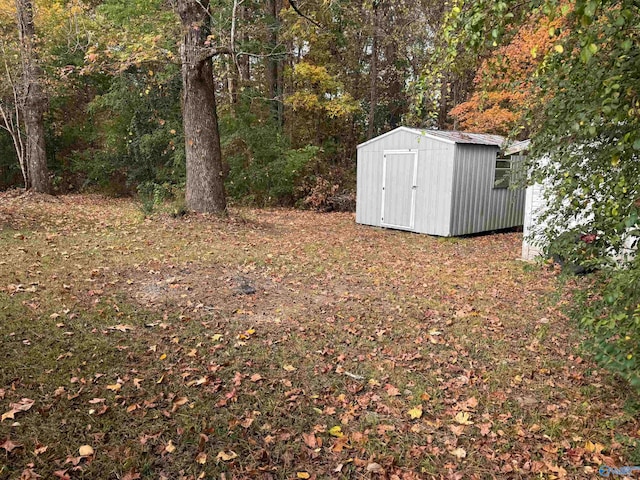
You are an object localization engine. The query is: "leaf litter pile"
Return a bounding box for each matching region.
[0,193,638,479]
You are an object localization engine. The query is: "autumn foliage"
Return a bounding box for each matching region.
[449,9,568,136]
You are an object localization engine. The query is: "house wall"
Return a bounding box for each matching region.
[450,145,526,236]
[356,129,455,235]
[522,181,546,260]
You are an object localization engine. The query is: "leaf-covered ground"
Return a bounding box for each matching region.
[0,193,638,480]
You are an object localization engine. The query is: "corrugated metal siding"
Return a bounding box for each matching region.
[450,145,525,236]
[356,147,383,226]
[412,140,454,236]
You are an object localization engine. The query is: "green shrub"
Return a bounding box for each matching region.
[136,181,178,217]
[76,68,185,193]
[578,258,640,390]
[221,104,318,206]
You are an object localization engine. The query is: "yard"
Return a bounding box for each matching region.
[0,192,638,479]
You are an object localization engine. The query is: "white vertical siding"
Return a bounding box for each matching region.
[522,182,546,260]
[412,140,454,236]
[356,130,455,235]
[356,147,384,226]
[450,145,525,236]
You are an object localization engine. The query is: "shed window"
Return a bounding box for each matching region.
[494,157,511,189]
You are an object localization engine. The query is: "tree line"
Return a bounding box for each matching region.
[1,0,449,212]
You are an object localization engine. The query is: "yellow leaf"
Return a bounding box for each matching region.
[79,445,94,456]
[408,405,423,419]
[195,452,207,464]
[106,383,121,392]
[216,450,238,461]
[283,365,296,372]
[554,44,564,53]
[329,426,343,437]
[165,440,176,453]
[450,447,466,459]
[454,411,474,425]
[159,353,167,360]
[297,473,310,479]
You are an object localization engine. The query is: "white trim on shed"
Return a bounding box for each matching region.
[356,127,526,237]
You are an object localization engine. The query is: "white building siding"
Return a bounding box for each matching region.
[522,182,546,260]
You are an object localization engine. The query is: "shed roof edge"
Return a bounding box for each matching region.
[356,127,457,149]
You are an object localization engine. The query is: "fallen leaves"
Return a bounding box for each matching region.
[1,398,34,422]
[383,384,401,396]
[78,445,94,457]
[0,198,636,479]
[0,438,22,453]
[408,405,423,419]
[450,447,467,459]
[453,411,474,425]
[216,450,238,462]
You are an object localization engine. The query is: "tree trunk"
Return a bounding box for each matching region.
[16,0,48,193]
[237,3,250,82]
[367,2,379,140]
[178,0,227,214]
[266,0,283,125]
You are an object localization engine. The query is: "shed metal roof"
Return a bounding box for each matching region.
[503,139,531,155]
[357,127,506,149]
[416,129,505,146]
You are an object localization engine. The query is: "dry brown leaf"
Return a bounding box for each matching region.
[216,450,237,462]
[302,432,317,449]
[450,447,467,459]
[0,438,22,453]
[1,398,34,422]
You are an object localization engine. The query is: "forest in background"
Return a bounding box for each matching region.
[1,0,451,208]
[0,0,568,207]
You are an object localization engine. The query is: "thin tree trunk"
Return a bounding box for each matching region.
[238,3,250,82]
[16,0,48,193]
[266,0,283,125]
[367,2,379,140]
[178,0,227,214]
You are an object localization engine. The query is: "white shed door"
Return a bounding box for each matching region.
[381,150,418,230]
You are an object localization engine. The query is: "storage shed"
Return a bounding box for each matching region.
[356,127,526,236]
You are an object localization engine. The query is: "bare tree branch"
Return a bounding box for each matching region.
[287,0,322,29]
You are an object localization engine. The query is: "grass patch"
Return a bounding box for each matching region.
[0,193,637,479]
